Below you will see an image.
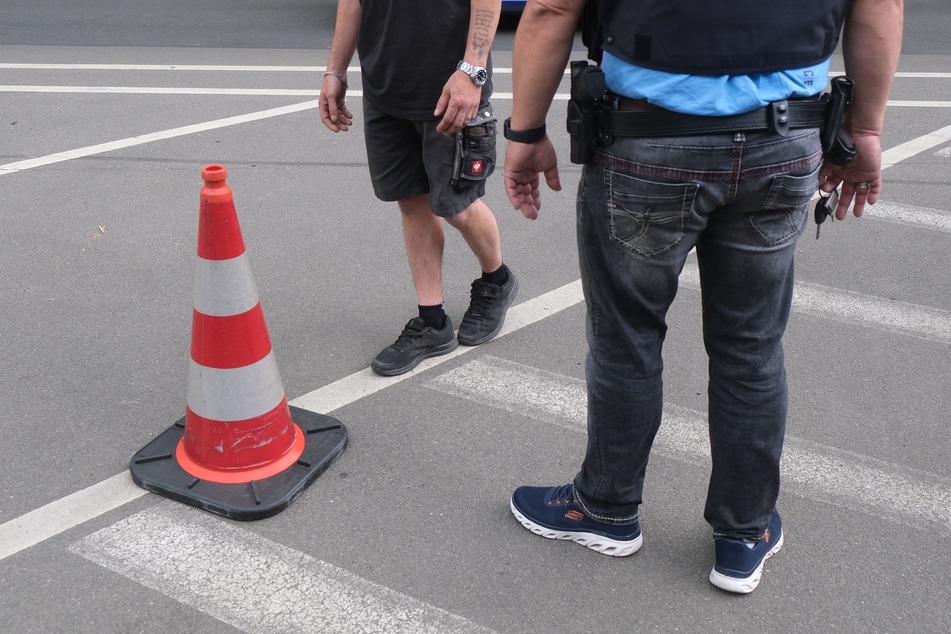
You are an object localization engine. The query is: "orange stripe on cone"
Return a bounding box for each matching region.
[191,305,272,369]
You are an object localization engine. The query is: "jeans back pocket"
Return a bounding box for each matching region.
[749,164,821,246]
[604,169,698,258]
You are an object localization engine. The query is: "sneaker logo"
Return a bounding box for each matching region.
[565,510,585,521]
[764,527,771,544]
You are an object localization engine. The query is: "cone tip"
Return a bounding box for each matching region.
[201,164,228,183]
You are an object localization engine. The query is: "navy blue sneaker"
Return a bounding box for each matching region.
[510,484,643,557]
[709,509,784,594]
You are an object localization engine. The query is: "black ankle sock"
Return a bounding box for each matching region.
[418,304,447,329]
[481,264,508,286]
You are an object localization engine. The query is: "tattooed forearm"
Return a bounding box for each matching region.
[470,9,495,61]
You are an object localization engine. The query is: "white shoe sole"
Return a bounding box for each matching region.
[510,498,643,557]
[709,532,785,594]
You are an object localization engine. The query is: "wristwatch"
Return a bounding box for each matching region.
[456,60,488,87]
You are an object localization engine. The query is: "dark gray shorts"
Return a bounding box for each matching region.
[362,99,496,217]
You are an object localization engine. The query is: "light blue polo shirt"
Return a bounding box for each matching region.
[601,52,831,116]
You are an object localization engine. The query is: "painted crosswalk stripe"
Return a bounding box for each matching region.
[69,504,495,634]
[864,201,951,232]
[679,262,951,344]
[426,356,951,533]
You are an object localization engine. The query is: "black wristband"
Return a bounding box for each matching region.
[503,117,546,143]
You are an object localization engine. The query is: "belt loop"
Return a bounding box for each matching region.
[770,100,790,137]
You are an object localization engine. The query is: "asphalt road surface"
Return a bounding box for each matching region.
[2,2,950,632]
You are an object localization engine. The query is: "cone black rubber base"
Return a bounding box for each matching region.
[129,406,348,521]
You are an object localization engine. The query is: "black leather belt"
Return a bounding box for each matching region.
[601,96,828,138]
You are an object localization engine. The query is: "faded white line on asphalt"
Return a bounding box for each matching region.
[936,146,951,157]
[5,85,951,109]
[426,356,951,533]
[0,281,583,562]
[0,100,319,176]
[3,107,950,563]
[0,472,146,561]
[1,64,949,80]
[1,85,321,95]
[5,255,951,561]
[680,262,951,343]
[0,63,354,72]
[69,504,495,634]
[881,123,951,168]
[290,281,583,413]
[864,201,951,232]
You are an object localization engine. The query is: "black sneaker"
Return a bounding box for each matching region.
[457,264,519,346]
[371,316,458,376]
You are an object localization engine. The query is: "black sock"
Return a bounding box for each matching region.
[481,263,508,286]
[418,304,447,329]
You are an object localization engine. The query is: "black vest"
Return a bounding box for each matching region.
[594,0,851,75]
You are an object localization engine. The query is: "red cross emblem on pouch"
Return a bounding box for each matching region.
[471,159,484,174]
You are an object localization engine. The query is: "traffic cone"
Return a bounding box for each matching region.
[130,165,347,520]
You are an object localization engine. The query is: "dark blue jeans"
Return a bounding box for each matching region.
[573,129,822,539]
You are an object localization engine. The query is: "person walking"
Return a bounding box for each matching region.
[319,0,518,376]
[502,0,903,593]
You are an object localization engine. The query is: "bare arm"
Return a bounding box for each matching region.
[318,0,362,133]
[820,0,904,218]
[503,0,586,218]
[435,0,502,134]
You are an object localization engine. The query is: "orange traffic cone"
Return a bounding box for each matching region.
[130,165,347,520]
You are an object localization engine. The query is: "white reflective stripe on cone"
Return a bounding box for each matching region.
[193,253,259,317]
[187,352,286,422]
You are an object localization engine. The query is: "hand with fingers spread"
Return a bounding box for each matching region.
[503,136,561,220]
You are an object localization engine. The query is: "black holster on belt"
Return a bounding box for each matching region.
[566,61,607,165]
[819,76,857,165]
[568,61,857,167]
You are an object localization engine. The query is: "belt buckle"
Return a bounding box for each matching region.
[769,99,790,137]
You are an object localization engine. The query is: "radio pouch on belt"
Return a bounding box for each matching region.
[821,76,857,166]
[450,105,498,190]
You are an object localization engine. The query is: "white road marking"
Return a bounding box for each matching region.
[679,263,951,343]
[1,64,949,80]
[0,100,318,176]
[0,472,146,561]
[2,75,949,562]
[0,281,583,562]
[426,356,951,533]
[291,281,582,414]
[0,84,321,95]
[881,123,951,168]
[863,201,951,232]
[69,504,495,634]
[935,145,951,157]
[4,85,951,109]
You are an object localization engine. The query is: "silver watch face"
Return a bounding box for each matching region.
[458,60,488,86]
